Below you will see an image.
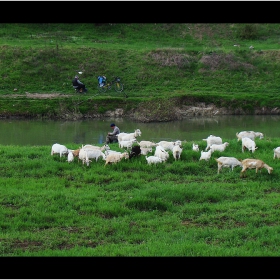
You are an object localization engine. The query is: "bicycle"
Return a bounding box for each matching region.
[97,77,127,98]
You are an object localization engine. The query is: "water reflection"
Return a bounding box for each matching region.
[0,115,280,146]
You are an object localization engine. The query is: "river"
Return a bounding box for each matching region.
[1,115,280,146]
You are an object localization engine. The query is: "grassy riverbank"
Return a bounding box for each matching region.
[1,136,280,256]
[0,23,280,118]
[2,23,280,259]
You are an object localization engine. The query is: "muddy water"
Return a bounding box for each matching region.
[0,115,279,146]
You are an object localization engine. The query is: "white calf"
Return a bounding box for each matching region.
[241,137,258,153]
[215,157,242,174]
[203,135,222,151]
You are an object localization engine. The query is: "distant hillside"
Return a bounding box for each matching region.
[0,23,280,119]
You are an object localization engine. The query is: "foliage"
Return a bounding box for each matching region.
[235,24,259,40]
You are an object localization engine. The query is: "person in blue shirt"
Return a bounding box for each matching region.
[98,75,106,87]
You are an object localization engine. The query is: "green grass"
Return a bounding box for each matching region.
[1,138,280,256]
[0,23,280,107]
[1,23,280,257]
[0,23,280,120]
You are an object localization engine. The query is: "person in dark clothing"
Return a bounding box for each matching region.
[106,123,120,144]
[72,75,87,92]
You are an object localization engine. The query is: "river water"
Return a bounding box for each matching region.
[1,115,279,146]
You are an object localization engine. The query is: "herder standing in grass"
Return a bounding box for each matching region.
[106,123,120,144]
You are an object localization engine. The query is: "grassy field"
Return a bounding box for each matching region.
[1,136,280,257]
[2,23,280,261]
[0,23,280,114]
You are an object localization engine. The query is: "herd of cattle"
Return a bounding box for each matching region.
[51,129,280,177]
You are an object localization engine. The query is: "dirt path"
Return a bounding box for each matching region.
[1,93,73,99]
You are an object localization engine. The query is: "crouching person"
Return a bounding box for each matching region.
[106,123,120,144]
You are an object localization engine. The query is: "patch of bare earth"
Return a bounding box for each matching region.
[1,93,73,99]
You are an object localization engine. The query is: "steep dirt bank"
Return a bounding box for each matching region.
[1,94,280,122]
[90,95,280,122]
[104,103,280,122]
